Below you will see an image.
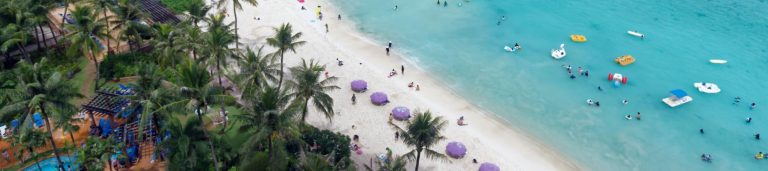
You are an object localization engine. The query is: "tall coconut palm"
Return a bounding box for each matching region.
[185,1,211,28]
[201,14,236,90]
[126,63,173,141]
[89,0,116,52]
[161,117,217,170]
[110,0,144,53]
[389,111,448,171]
[75,137,111,171]
[286,58,339,123]
[231,46,279,96]
[63,5,111,91]
[182,24,205,60]
[216,0,257,49]
[0,58,84,171]
[266,23,305,91]
[161,60,235,171]
[0,24,31,62]
[13,129,48,171]
[236,85,300,166]
[151,23,185,68]
[364,150,408,171]
[55,109,82,144]
[28,0,58,51]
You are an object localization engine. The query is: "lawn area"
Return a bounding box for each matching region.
[68,57,94,105]
[160,0,203,13]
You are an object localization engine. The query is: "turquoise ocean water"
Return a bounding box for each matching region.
[330,0,768,170]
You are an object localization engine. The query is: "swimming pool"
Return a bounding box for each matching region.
[22,156,77,171]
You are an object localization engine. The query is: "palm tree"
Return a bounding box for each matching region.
[60,0,81,29]
[364,150,408,171]
[286,58,339,123]
[388,111,448,171]
[236,85,301,167]
[231,46,279,96]
[0,24,31,62]
[89,0,116,52]
[161,117,217,170]
[0,58,84,171]
[28,0,58,52]
[266,23,305,91]
[151,23,185,68]
[126,63,173,141]
[75,137,112,171]
[13,129,48,171]
[161,60,235,171]
[55,109,82,144]
[110,0,144,53]
[216,0,258,49]
[185,1,211,28]
[181,24,204,60]
[200,14,238,130]
[63,5,111,91]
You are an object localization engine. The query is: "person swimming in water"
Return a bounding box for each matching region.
[750,102,756,110]
[701,154,712,162]
[747,117,753,123]
[595,101,600,107]
[636,112,641,120]
[756,133,761,140]
[598,86,603,91]
[622,99,629,105]
[734,97,742,104]
[625,114,632,120]
[700,128,704,134]
[514,43,521,50]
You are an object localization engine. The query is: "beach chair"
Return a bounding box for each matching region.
[33,113,44,127]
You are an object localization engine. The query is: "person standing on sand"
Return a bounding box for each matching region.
[325,24,329,33]
[338,14,341,20]
[388,41,393,48]
[401,65,405,75]
[416,84,420,91]
[352,94,356,104]
[386,47,390,56]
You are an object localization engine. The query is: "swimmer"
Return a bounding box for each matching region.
[569,74,575,79]
[587,99,595,105]
[394,5,398,10]
[750,102,756,110]
[444,1,448,7]
[734,97,742,104]
[622,99,629,105]
[597,86,603,91]
[756,133,761,140]
[700,128,704,134]
[625,114,632,120]
[747,117,752,123]
[636,112,641,120]
[514,43,521,50]
[578,67,583,75]
[701,154,712,162]
[584,70,590,77]
[501,16,506,21]
[756,152,764,160]
[595,101,600,107]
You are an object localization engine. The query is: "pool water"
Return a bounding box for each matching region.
[22,156,77,171]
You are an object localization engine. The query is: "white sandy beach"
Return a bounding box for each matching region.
[211,0,580,170]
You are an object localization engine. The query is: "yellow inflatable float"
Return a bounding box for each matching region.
[571,34,587,42]
[615,55,636,66]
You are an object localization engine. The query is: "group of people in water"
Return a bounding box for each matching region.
[697,96,762,163]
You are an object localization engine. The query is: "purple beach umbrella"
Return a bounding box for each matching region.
[478,162,500,171]
[370,92,389,105]
[445,141,467,159]
[351,80,368,92]
[391,106,411,121]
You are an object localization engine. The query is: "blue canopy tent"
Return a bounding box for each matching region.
[670,89,688,99]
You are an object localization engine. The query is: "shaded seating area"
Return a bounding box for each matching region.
[139,0,181,24]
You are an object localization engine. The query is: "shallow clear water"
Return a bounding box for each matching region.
[22,156,77,171]
[331,0,768,170]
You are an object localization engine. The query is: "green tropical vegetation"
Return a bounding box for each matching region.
[0,0,381,170]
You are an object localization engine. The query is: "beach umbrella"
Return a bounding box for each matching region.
[298,0,305,3]
[370,92,389,105]
[351,80,368,92]
[445,141,467,158]
[478,162,500,171]
[391,106,411,121]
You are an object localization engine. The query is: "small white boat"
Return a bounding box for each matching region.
[662,89,692,107]
[693,82,721,94]
[627,31,645,39]
[709,59,727,64]
[551,44,566,59]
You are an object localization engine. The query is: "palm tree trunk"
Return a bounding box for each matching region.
[197,106,221,171]
[48,22,58,46]
[268,134,273,161]
[90,49,101,91]
[302,98,309,123]
[30,149,41,171]
[415,150,422,171]
[107,160,114,171]
[39,105,65,171]
[33,25,42,50]
[89,111,97,126]
[17,42,31,63]
[38,25,49,52]
[61,3,69,29]
[232,4,239,49]
[69,132,76,145]
[104,10,111,53]
[277,53,285,92]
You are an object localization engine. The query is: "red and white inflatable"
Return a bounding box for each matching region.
[608,73,628,84]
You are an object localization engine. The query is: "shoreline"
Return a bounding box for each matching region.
[214,0,581,170]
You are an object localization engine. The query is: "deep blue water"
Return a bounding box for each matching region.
[331,0,768,170]
[22,156,77,171]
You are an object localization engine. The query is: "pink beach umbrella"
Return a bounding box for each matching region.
[370,92,389,105]
[351,80,368,92]
[298,0,304,3]
[478,162,500,171]
[445,141,467,159]
[391,106,411,121]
